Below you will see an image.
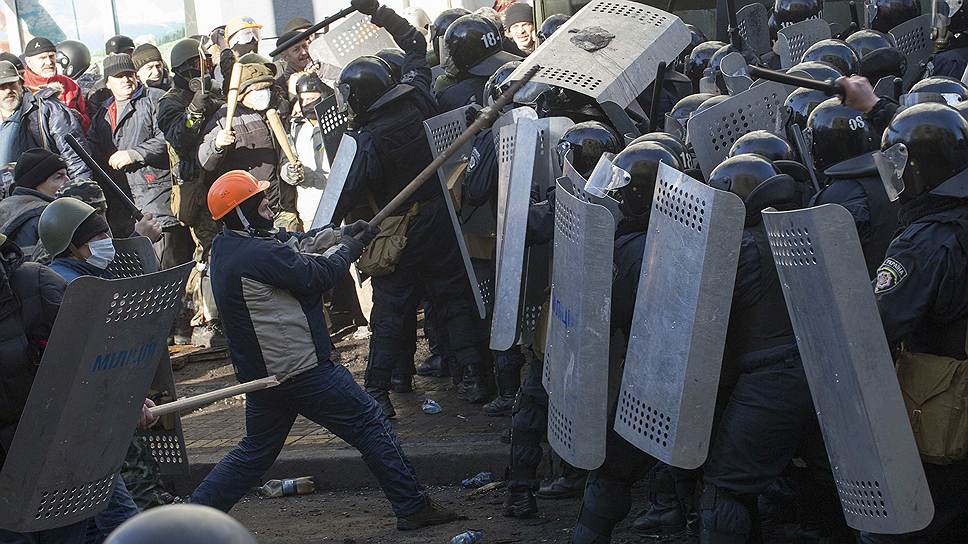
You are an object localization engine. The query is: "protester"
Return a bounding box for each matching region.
[503,3,537,55]
[0,148,71,261]
[132,44,171,90]
[21,37,91,131]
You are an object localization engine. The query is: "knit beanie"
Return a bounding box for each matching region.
[70,211,110,249]
[132,44,164,70]
[14,148,67,189]
[504,3,534,27]
[24,37,56,57]
[103,53,136,78]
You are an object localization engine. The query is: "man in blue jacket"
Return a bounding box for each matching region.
[188,170,462,530]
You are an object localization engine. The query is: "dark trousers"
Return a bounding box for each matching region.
[190,362,428,516]
[365,198,485,391]
[508,350,548,488]
[858,459,968,543]
[700,356,843,543]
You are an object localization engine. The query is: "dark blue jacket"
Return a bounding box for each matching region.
[49,257,113,283]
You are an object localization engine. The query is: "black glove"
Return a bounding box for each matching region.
[189,89,209,115]
[342,220,380,246]
[340,234,365,262]
[351,0,380,16]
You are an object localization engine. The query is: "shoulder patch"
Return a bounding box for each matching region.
[874,257,908,294]
[467,147,481,173]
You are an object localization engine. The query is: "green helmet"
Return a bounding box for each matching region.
[170,38,202,71]
[54,179,107,214]
[39,197,96,257]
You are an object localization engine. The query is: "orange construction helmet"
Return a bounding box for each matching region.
[208,170,270,220]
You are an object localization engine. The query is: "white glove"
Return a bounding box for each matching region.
[108,149,142,170]
[134,213,163,243]
[282,161,305,186]
[215,129,237,150]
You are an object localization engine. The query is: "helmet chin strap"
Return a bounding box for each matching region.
[235,206,255,234]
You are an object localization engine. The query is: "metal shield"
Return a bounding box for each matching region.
[314,94,348,165]
[687,80,797,179]
[889,15,933,89]
[508,0,691,109]
[311,133,357,229]
[308,11,397,70]
[614,164,745,469]
[720,52,754,94]
[108,237,189,477]
[491,109,538,252]
[0,263,193,532]
[544,179,616,469]
[775,18,832,68]
[491,117,575,351]
[737,3,773,55]
[423,106,487,319]
[762,204,934,533]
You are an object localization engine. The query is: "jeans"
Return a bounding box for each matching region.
[0,478,137,544]
[190,362,428,516]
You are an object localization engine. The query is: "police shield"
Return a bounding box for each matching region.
[762,204,934,533]
[737,3,772,55]
[311,133,357,230]
[508,0,691,110]
[687,80,797,179]
[544,178,616,470]
[308,11,397,69]
[889,15,933,89]
[424,106,487,319]
[108,237,190,477]
[775,18,832,68]
[314,94,348,165]
[0,263,192,532]
[491,116,575,351]
[614,164,745,469]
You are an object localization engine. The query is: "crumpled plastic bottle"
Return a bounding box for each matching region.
[450,530,484,544]
[421,398,442,414]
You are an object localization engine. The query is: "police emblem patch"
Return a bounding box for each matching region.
[874,257,907,294]
[467,148,480,173]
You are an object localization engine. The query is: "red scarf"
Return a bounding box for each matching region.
[22,69,91,133]
[494,0,516,13]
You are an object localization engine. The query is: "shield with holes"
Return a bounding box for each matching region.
[0,263,193,532]
[775,18,832,68]
[424,106,487,319]
[544,178,616,469]
[311,133,358,230]
[737,3,772,55]
[308,11,397,70]
[687,80,797,179]
[614,164,745,469]
[889,15,933,89]
[491,116,575,351]
[508,0,691,110]
[762,204,933,533]
[314,95,348,165]
[107,237,189,477]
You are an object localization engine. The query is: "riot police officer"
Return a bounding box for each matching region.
[925,0,968,78]
[867,0,921,34]
[801,39,859,75]
[862,103,968,542]
[728,130,794,162]
[435,14,521,111]
[332,0,488,417]
[807,97,899,277]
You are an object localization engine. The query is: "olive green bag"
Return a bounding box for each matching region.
[895,329,968,465]
[356,203,421,277]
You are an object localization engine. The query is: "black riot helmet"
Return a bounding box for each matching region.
[868,0,921,33]
[845,29,895,57]
[104,505,257,544]
[670,93,716,124]
[904,76,968,104]
[614,142,683,218]
[772,0,825,31]
[444,14,519,77]
[335,56,398,123]
[55,40,90,79]
[431,8,470,58]
[783,87,830,129]
[678,24,708,70]
[881,102,968,201]
[375,48,405,82]
[538,14,570,42]
[788,60,844,80]
[557,121,624,178]
[695,94,730,115]
[296,72,331,96]
[729,130,794,161]
[484,60,521,107]
[801,39,859,75]
[806,98,878,171]
[708,153,780,200]
[685,41,727,84]
[631,132,689,160]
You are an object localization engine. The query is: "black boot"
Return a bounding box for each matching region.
[631,466,686,536]
[457,365,490,403]
[366,387,396,419]
[536,465,588,499]
[503,485,538,518]
[483,364,520,417]
[416,353,447,377]
[396,499,465,530]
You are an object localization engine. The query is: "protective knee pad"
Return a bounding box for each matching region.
[700,485,753,543]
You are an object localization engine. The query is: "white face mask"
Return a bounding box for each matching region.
[86,238,116,269]
[243,88,271,111]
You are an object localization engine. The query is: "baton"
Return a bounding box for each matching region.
[725,0,745,51]
[747,66,841,96]
[789,123,822,194]
[64,134,144,220]
[649,62,666,131]
[149,376,281,418]
[269,6,357,57]
[368,66,541,227]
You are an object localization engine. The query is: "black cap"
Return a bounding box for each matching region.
[24,37,56,57]
[275,30,303,49]
[503,3,534,27]
[283,17,314,34]
[0,60,20,85]
[70,211,110,248]
[103,53,136,78]
[14,148,67,189]
[105,35,135,55]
